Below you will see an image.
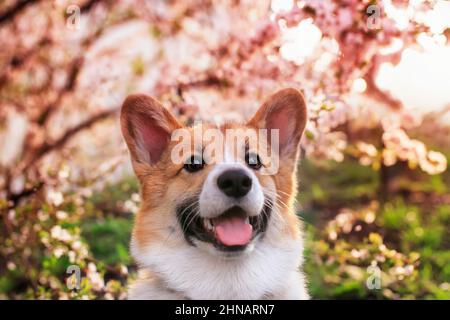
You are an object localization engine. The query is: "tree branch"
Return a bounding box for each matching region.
[22,109,117,172]
[80,0,104,13]
[0,0,41,25]
[7,182,44,206]
[38,57,84,125]
[363,54,403,110]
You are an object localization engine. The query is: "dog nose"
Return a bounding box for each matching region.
[217,169,252,198]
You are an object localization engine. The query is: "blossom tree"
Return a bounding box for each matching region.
[0,0,448,299]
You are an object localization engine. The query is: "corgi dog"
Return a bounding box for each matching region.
[120,88,309,299]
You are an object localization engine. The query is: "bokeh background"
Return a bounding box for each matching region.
[1,0,449,300]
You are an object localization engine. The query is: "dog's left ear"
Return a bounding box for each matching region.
[248,88,307,158]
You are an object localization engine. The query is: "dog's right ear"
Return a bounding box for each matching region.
[120,94,181,167]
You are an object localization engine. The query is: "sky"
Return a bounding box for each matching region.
[272,0,450,116]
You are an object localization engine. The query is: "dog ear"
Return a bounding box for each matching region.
[120,94,181,166]
[248,88,307,158]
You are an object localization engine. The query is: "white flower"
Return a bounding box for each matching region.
[53,247,65,258]
[7,262,16,270]
[46,189,64,206]
[37,210,49,222]
[56,210,68,220]
[8,210,15,221]
[50,225,73,243]
[87,263,105,291]
[68,251,76,263]
[420,151,447,175]
[131,193,141,202]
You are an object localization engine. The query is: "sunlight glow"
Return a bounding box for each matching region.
[383,0,413,30]
[271,0,294,13]
[425,0,450,34]
[351,78,367,94]
[279,19,322,65]
[377,46,450,113]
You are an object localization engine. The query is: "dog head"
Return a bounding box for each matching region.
[121,88,307,260]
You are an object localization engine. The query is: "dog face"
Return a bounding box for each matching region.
[121,88,307,260]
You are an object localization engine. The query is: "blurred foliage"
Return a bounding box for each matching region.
[301,158,450,300]
[82,218,132,266]
[2,155,449,299]
[0,179,139,300]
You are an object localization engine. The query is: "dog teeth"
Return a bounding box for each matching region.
[204,219,214,231]
[245,217,250,224]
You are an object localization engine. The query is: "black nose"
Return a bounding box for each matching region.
[217,169,252,198]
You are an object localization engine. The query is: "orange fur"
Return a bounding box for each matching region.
[121,88,308,299]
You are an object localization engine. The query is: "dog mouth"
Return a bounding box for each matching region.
[177,199,272,252]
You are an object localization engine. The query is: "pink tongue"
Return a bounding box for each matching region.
[214,216,253,246]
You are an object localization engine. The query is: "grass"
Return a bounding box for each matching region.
[81,217,133,266]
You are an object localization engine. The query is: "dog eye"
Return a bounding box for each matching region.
[184,155,205,172]
[245,152,262,170]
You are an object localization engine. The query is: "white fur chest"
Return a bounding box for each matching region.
[131,234,308,300]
